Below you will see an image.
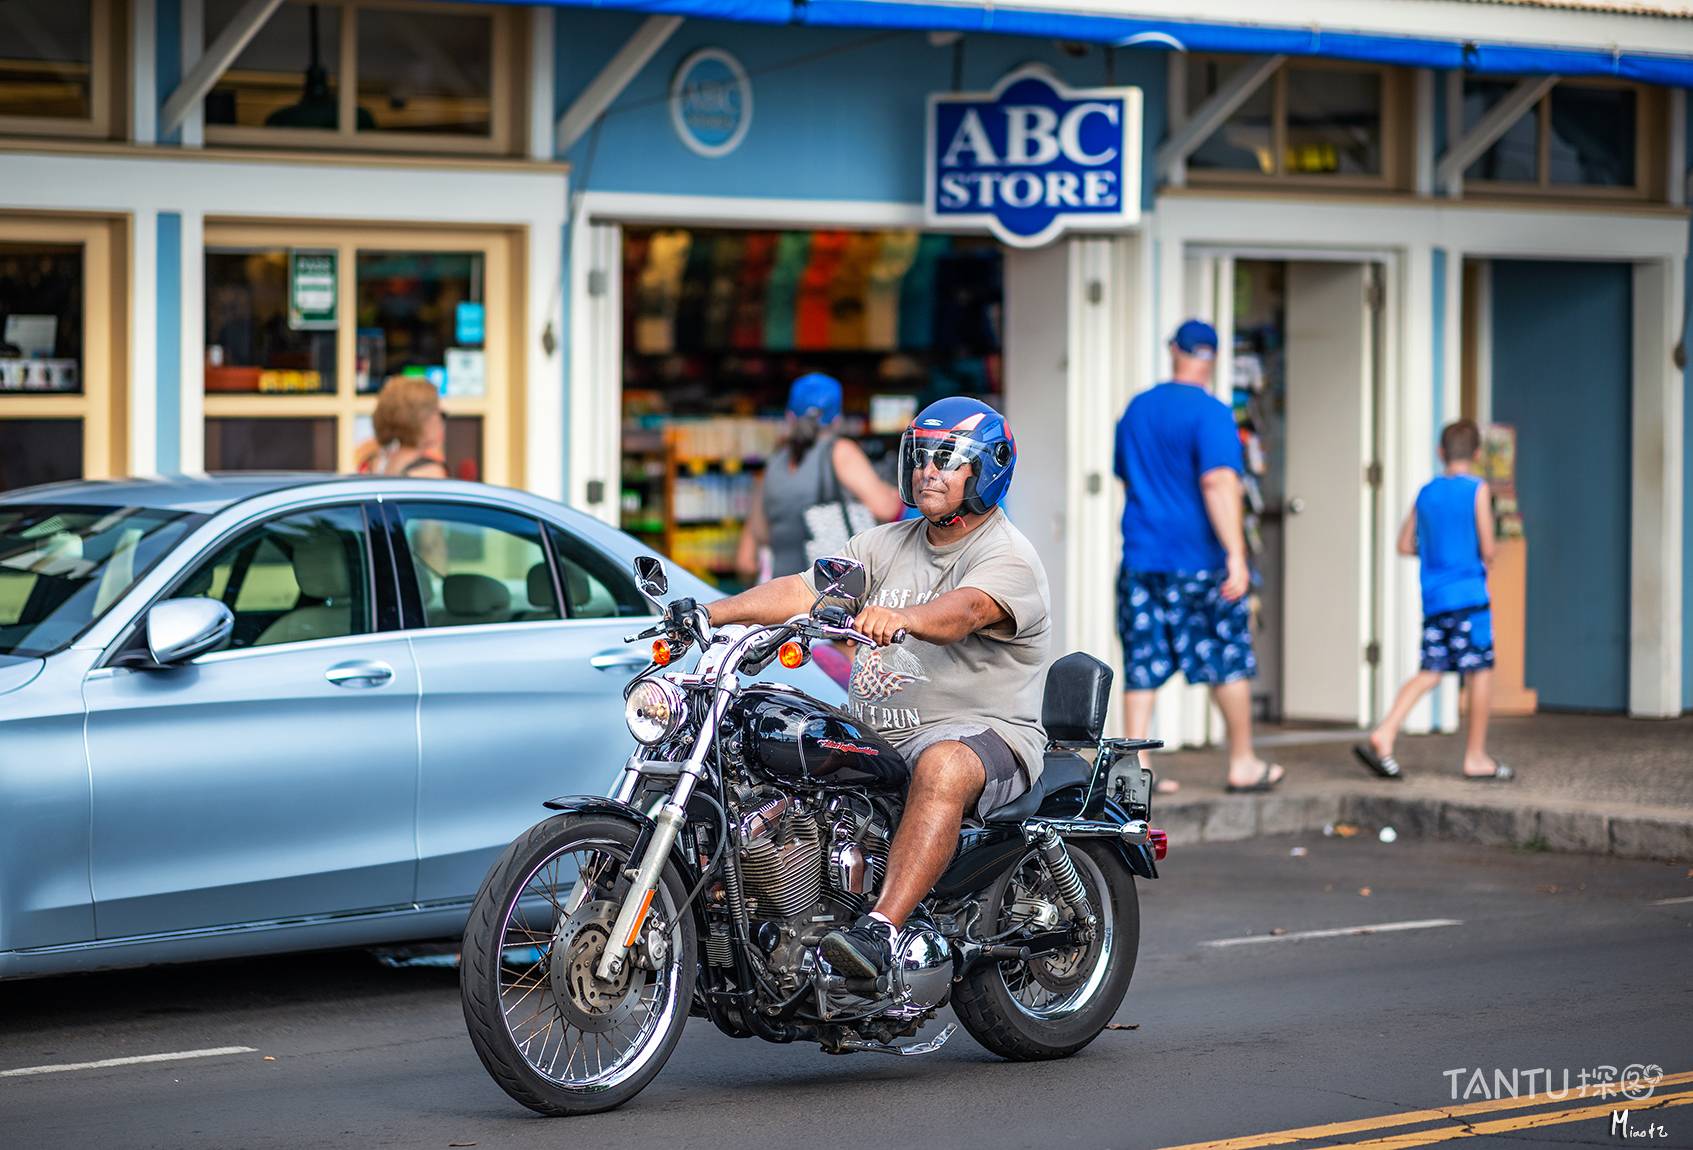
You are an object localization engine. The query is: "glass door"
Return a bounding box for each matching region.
[202,222,517,485]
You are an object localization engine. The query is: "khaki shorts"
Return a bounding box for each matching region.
[898,723,1030,819]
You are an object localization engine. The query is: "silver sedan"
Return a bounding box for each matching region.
[0,475,839,980]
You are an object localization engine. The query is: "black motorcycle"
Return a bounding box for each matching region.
[460,555,1167,1115]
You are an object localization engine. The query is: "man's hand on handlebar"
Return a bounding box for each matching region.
[850,605,912,646]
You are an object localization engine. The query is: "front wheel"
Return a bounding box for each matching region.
[460,814,696,1116]
[952,840,1139,1060]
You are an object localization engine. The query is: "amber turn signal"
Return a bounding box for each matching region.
[652,639,674,667]
[777,641,807,669]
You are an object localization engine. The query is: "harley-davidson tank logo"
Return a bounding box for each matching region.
[818,738,880,756]
[850,644,927,703]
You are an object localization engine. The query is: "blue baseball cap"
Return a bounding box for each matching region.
[1171,319,1219,359]
[787,373,842,425]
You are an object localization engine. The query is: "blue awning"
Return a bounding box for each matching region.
[518,0,1693,86]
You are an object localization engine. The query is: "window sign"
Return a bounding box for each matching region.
[445,347,486,397]
[670,48,752,159]
[288,250,338,330]
[455,300,485,346]
[927,66,1141,249]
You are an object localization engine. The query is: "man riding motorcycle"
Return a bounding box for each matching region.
[707,396,1052,980]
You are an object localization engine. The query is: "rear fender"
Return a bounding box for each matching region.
[932,796,1157,899]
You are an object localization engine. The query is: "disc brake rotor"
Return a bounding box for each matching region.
[1007,872,1097,995]
[550,899,645,1034]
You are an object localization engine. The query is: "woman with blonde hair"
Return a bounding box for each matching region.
[356,376,449,478]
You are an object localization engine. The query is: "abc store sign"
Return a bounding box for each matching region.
[926,67,1142,248]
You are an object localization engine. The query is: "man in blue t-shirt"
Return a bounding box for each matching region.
[1352,419,1511,782]
[1114,320,1283,793]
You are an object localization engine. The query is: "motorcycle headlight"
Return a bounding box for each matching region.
[625,678,686,746]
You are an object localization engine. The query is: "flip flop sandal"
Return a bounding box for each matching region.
[1461,762,1515,782]
[1352,744,1404,780]
[1225,763,1284,794]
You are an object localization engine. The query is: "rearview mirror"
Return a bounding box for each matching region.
[633,556,669,603]
[812,556,867,604]
[146,598,234,666]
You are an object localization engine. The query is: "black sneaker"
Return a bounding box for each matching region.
[820,914,896,979]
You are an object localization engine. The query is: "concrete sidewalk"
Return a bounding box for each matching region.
[1146,713,1693,863]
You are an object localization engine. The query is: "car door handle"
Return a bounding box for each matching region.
[325,660,395,688]
[590,650,651,672]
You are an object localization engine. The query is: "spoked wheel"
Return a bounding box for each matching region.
[952,840,1138,1060]
[460,815,696,1115]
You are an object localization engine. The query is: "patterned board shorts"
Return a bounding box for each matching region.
[1421,607,1495,673]
[1117,567,1258,691]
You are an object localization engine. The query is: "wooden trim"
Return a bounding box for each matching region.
[1463,78,1657,202]
[200,219,520,485]
[0,137,567,173]
[1182,54,1408,193]
[0,0,121,141]
[0,212,125,479]
[200,0,518,157]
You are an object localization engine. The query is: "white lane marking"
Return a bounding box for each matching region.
[0,1046,257,1078]
[1648,895,1693,906]
[1201,918,1463,948]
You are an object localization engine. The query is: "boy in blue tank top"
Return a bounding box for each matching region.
[1353,420,1513,782]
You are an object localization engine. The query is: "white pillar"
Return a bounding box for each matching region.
[129,210,159,475]
[1628,258,1685,717]
[178,210,205,471]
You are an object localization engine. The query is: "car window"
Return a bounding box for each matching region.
[545,525,648,619]
[171,506,372,649]
[395,503,559,629]
[0,505,199,657]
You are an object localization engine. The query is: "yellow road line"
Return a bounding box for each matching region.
[1156,1069,1693,1150]
[1329,1087,1693,1148]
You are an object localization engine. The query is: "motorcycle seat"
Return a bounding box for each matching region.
[983,750,1093,823]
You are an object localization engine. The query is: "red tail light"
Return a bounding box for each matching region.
[1149,828,1168,860]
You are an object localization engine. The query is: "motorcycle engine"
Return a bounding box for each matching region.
[730,785,948,1013]
[735,788,892,919]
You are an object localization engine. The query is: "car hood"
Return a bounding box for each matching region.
[0,654,45,696]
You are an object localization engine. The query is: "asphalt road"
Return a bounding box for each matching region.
[3,835,1691,1150]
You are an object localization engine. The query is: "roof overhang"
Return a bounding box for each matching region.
[499,0,1693,85]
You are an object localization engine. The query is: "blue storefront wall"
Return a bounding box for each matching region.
[1492,260,1634,713]
[554,14,1165,208]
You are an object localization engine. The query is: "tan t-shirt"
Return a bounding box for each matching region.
[843,509,1052,781]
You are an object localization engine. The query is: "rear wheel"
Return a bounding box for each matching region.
[460,815,696,1116]
[952,841,1138,1060]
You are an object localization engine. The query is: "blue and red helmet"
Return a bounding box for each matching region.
[898,396,1016,519]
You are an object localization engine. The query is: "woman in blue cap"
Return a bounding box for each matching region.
[737,372,903,581]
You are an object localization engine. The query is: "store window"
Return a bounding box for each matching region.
[619,226,1002,590]
[0,219,123,493]
[0,0,116,138]
[203,224,513,483]
[1463,79,1647,195]
[204,0,512,153]
[1183,58,1400,186]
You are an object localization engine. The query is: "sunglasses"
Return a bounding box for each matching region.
[910,445,967,471]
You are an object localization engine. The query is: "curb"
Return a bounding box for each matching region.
[1153,789,1693,864]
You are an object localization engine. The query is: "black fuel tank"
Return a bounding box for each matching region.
[735,684,910,791]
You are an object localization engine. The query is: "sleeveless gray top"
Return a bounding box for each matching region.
[762,435,838,579]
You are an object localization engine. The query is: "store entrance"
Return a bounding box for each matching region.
[1225,257,1382,725]
[617,226,1004,591]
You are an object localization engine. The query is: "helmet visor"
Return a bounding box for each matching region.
[897,431,989,507]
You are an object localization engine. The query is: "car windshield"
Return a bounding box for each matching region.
[0,505,201,657]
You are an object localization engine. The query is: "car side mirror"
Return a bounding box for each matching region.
[145,598,234,666]
[633,556,669,603]
[812,556,867,604]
